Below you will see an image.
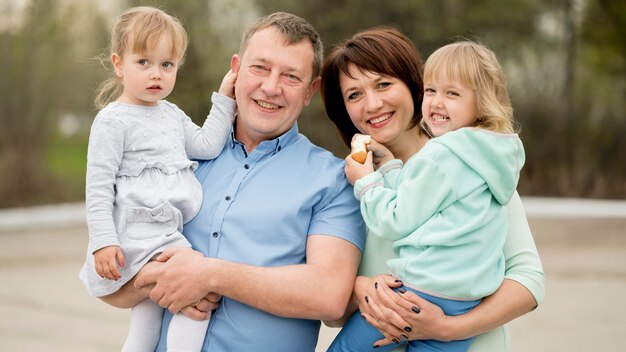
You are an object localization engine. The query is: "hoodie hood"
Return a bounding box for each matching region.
[429,127,525,205]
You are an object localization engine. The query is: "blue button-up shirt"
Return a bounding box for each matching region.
[156,123,365,352]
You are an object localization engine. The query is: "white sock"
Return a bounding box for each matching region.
[166,311,211,352]
[121,298,163,352]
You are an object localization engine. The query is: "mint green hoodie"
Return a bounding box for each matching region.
[354,127,525,299]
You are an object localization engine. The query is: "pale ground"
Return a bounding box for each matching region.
[0,200,625,351]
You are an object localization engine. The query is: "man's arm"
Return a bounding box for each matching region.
[136,234,361,321]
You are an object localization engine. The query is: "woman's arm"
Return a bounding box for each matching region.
[360,191,545,345]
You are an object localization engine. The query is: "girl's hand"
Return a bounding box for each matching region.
[94,245,124,281]
[368,139,395,169]
[344,151,374,185]
[218,69,237,99]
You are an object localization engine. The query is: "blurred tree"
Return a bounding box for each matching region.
[0,0,108,207]
[0,0,71,206]
[2,0,624,207]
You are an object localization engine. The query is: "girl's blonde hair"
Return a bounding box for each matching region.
[94,6,189,109]
[423,41,516,133]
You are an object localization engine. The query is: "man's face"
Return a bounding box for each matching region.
[231,26,320,150]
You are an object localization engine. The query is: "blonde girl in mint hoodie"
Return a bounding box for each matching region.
[327,41,524,352]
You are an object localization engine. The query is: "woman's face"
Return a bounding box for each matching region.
[339,64,416,147]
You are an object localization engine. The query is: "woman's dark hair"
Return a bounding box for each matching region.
[320,27,425,147]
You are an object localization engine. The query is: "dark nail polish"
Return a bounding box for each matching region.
[375,282,378,289]
[404,326,412,332]
[394,279,403,284]
[398,287,407,294]
[373,345,379,349]
[365,295,369,303]
[401,334,409,341]
[393,338,399,344]
[412,306,421,314]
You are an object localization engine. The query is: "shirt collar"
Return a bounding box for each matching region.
[230,122,299,155]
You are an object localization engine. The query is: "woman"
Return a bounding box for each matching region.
[320,27,545,351]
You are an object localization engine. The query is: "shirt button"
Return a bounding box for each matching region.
[212,232,218,238]
[225,196,231,201]
[244,164,250,169]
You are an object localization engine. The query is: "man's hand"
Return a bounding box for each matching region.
[135,247,212,314]
[94,245,124,280]
[180,292,223,321]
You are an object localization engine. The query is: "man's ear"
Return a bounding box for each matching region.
[231,54,240,74]
[111,53,123,78]
[304,77,321,106]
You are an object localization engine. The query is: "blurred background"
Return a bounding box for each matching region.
[1,0,625,209]
[2,1,626,351]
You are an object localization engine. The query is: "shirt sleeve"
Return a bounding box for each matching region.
[502,191,546,305]
[183,92,236,160]
[85,113,124,253]
[309,165,366,252]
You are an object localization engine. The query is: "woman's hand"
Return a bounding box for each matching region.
[369,285,454,347]
[353,275,456,347]
[353,275,407,344]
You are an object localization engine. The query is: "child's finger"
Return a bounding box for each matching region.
[116,249,125,268]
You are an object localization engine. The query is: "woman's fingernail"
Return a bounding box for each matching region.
[398,287,407,294]
[373,345,379,349]
[365,295,369,303]
[404,326,412,332]
[401,334,409,341]
[393,338,399,344]
[394,279,403,284]
[374,282,378,289]
[412,306,421,314]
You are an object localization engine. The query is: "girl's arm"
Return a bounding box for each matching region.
[361,191,545,345]
[183,72,237,160]
[85,114,125,254]
[354,157,456,241]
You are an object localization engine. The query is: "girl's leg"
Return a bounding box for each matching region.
[327,310,404,352]
[121,298,163,352]
[166,312,211,352]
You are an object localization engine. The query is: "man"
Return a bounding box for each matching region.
[103,12,365,352]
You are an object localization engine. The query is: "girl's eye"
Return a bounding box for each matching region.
[162,62,174,68]
[424,87,435,93]
[447,91,459,97]
[138,59,148,65]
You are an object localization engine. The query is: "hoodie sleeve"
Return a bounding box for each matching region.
[354,154,457,241]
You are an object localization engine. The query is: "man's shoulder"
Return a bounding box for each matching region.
[292,133,344,166]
